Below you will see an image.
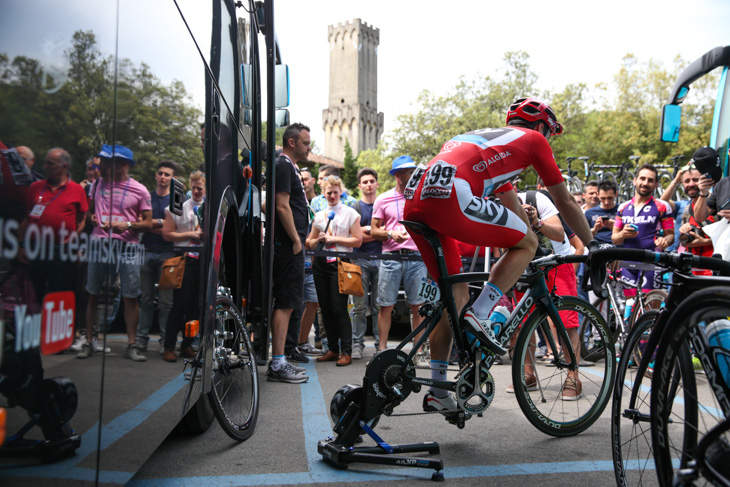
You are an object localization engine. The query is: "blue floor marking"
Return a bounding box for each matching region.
[0,373,187,483]
[128,362,629,486]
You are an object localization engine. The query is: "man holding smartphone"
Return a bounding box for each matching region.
[693,146,729,223]
[584,180,619,244]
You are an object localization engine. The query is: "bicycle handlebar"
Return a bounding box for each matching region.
[587,248,730,298]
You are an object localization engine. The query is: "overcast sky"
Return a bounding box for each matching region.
[273,0,730,153]
[2,0,728,157]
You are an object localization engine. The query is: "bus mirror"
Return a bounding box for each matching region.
[275,64,289,108]
[241,64,252,109]
[660,104,681,143]
[275,109,290,128]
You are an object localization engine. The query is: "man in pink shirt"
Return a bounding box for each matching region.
[77,144,152,361]
[371,156,428,352]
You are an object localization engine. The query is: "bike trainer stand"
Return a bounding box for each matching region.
[317,398,446,481]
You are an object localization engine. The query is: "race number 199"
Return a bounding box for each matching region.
[418,277,440,303]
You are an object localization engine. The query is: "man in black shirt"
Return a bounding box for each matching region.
[136,160,178,354]
[269,123,311,383]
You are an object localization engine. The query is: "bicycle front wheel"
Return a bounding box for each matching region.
[611,309,660,486]
[651,287,730,486]
[209,295,260,441]
[512,296,616,437]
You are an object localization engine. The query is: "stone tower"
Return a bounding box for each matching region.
[322,19,384,162]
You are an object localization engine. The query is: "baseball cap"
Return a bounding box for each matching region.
[389,155,417,175]
[690,146,721,182]
[97,144,136,166]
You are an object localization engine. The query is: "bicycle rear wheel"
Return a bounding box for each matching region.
[208,295,260,441]
[512,296,615,437]
[611,310,660,486]
[651,287,730,486]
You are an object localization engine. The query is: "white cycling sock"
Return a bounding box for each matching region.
[271,355,287,371]
[471,282,504,319]
[429,360,449,398]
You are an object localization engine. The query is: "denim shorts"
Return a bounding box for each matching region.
[86,259,141,298]
[302,272,318,303]
[377,256,427,307]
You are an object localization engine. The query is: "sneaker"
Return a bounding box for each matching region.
[463,307,507,355]
[286,346,310,364]
[125,344,147,362]
[92,338,111,353]
[298,342,322,356]
[158,339,165,355]
[321,338,329,354]
[506,375,537,393]
[414,350,429,366]
[560,377,582,401]
[535,345,547,359]
[492,355,504,366]
[76,343,92,359]
[422,391,467,424]
[351,345,363,360]
[70,336,88,352]
[184,367,202,381]
[267,362,308,383]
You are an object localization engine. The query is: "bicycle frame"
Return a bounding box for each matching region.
[393,265,578,393]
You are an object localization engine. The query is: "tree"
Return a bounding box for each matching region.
[356,140,394,194]
[0,30,204,188]
[342,139,359,198]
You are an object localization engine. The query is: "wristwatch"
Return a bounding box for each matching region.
[533,219,544,230]
[387,230,393,240]
[157,218,163,227]
[127,221,132,230]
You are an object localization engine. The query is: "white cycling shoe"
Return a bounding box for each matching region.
[463,307,507,355]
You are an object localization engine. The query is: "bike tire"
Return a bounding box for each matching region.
[512,296,616,437]
[611,309,660,486]
[651,287,730,485]
[655,172,673,199]
[569,176,583,194]
[208,295,260,441]
[579,296,619,361]
[628,290,666,368]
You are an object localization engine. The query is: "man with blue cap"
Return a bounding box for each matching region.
[370,156,428,359]
[78,144,153,362]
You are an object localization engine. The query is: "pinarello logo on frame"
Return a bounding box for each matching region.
[41,291,76,355]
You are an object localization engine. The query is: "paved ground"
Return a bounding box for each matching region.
[128,340,630,487]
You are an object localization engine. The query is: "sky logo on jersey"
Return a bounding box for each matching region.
[40,291,75,355]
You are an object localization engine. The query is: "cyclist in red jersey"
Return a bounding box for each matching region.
[403,98,593,415]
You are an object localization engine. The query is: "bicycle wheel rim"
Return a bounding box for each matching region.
[209,296,260,441]
[651,287,730,485]
[612,310,660,486]
[512,296,616,437]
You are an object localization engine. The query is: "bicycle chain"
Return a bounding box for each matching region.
[383,363,475,417]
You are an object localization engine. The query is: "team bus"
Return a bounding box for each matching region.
[0,0,284,483]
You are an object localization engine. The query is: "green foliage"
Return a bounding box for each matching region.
[356,141,394,194]
[342,139,359,198]
[386,51,719,187]
[0,30,203,189]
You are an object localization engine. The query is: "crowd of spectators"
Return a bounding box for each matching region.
[6,130,726,381]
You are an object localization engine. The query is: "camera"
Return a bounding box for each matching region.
[679,225,703,245]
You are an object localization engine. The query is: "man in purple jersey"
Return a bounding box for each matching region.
[612,164,674,295]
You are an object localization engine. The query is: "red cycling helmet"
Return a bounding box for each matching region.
[506,97,563,136]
